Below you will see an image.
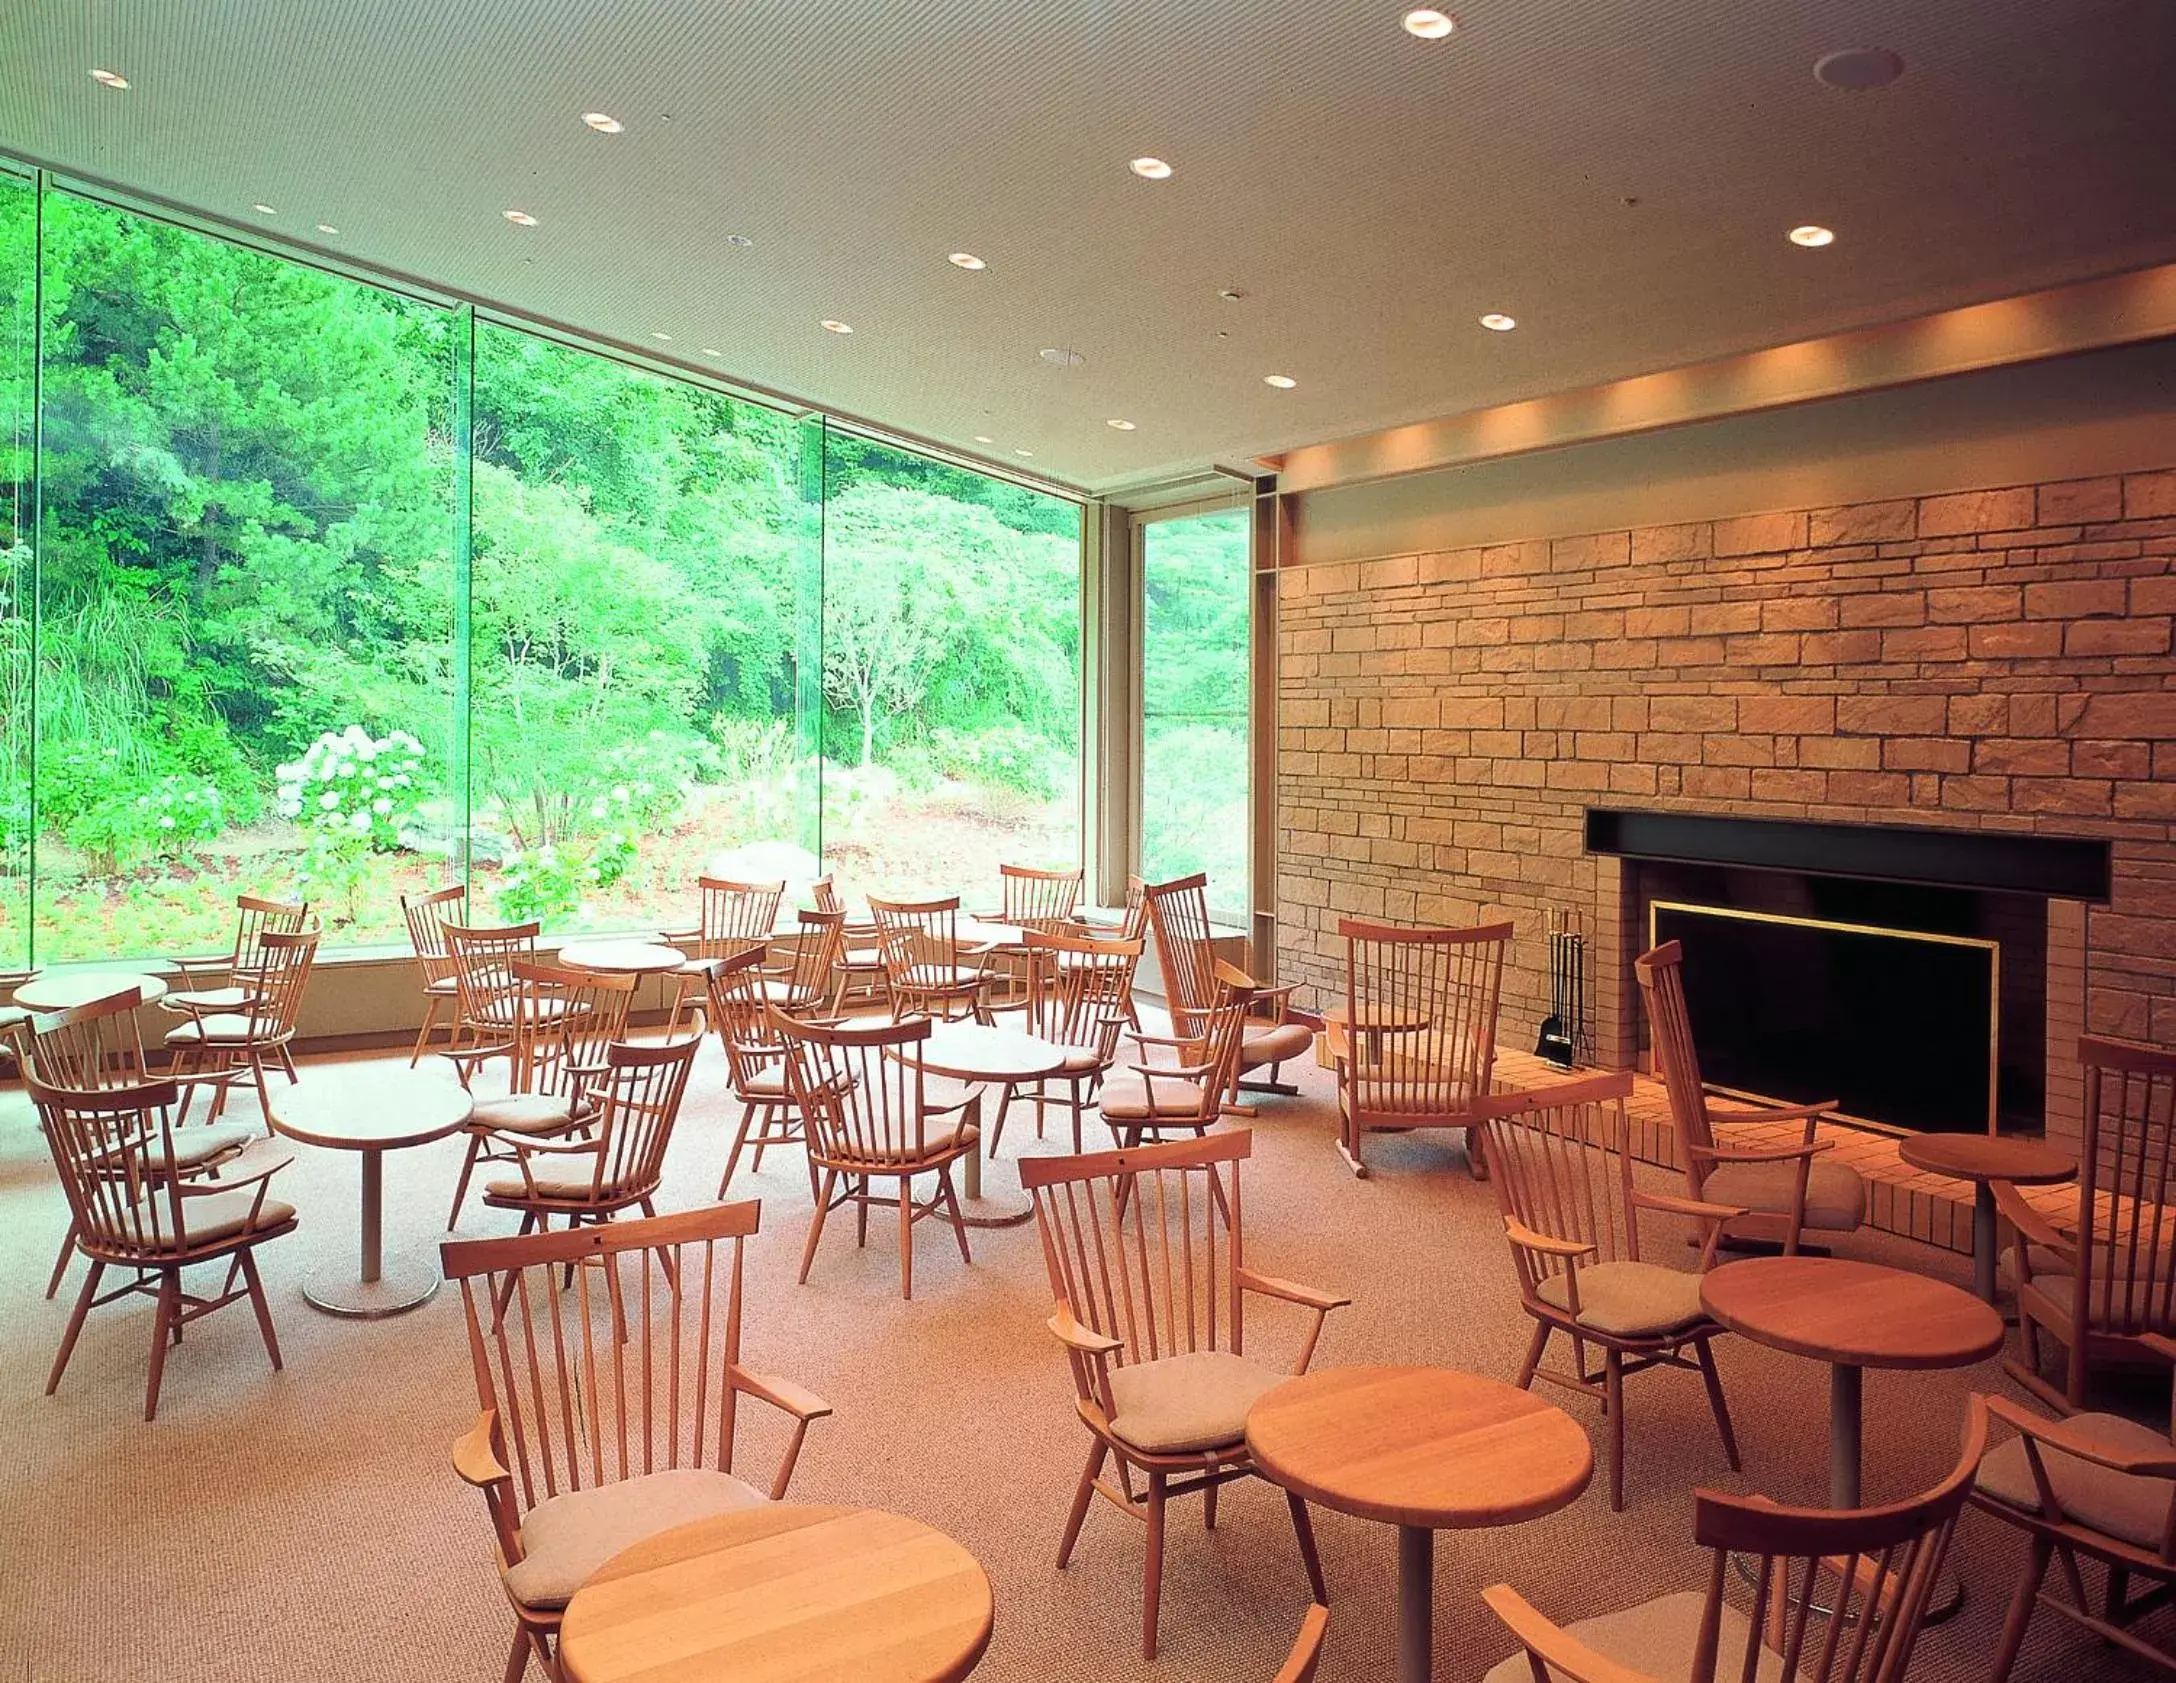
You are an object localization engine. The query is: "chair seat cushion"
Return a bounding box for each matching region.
[1976,1411,2173,1552]
[847,1119,979,1166]
[901,965,987,991]
[166,985,260,1013]
[504,1467,766,1610]
[485,1150,624,1202]
[424,976,460,997]
[1241,1022,1314,1067]
[471,1093,579,1135]
[1097,1071,1209,1122]
[1534,1260,1708,1339]
[1480,1590,1798,1683]
[91,1188,297,1251]
[1700,1159,1865,1231]
[164,1013,276,1045]
[1107,1349,1285,1455]
[1055,1043,1104,1075]
[138,1121,259,1174]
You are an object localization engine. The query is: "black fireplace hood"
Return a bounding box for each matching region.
[1585,808,2110,902]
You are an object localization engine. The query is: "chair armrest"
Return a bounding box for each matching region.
[490,1133,603,1159]
[1246,982,1303,1021]
[178,1147,293,1191]
[1985,1392,2176,1478]
[1632,1190,1749,1224]
[1482,1586,1663,1683]
[1502,1218,1598,1261]
[1990,1181,2072,1259]
[2142,1332,2176,1366]
[1239,1268,1351,1313]
[1708,1100,1836,1125]
[731,1364,833,1423]
[1048,1310,1123,1358]
[1127,1059,1215,1083]
[1686,1140,1834,1165]
[452,1409,513,1489]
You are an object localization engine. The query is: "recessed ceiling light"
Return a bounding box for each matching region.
[947,252,988,271]
[820,319,853,334]
[1263,373,1297,389]
[1129,157,1174,181]
[89,68,129,89]
[973,435,994,444]
[1814,47,1904,90]
[1014,448,1034,457]
[1107,419,1137,431]
[651,331,672,342]
[252,203,277,216]
[1479,312,1517,331]
[726,234,754,248]
[1403,9,1456,39]
[1788,224,1836,248]
[581,111,624,134]
[700,347,721,357]
[1039,347,1086,367]
[503,209,539,227]
[316,223,340,235]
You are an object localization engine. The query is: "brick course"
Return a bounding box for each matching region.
[1277,467,2176,1130]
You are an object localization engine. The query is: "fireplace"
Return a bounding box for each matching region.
[1588,810,2112,1138]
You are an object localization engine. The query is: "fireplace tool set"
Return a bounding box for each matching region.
[1535,909,1588,1068]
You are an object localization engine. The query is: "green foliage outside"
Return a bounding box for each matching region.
[0,182,1081,965]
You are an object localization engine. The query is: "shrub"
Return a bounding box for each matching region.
[495,831,635,926]
[925,725,1064,801]
[62,774,227,876]
[276,726,428,852]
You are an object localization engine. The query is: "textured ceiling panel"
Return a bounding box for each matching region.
[2,0,2172,492]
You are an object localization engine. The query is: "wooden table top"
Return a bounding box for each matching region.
[1246,1365,1593,1530]
[13,970,169,1012]
[1700,1257,2003,1371]
[558,940,689,975]
[898,1021,1072,1083]
[559,1504,993,1683]
[1898,1133,2077,1187]
[269,1073,473,1151]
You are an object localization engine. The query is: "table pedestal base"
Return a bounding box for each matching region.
[301,1260,441,1318]
[1397,1524,1432,1683]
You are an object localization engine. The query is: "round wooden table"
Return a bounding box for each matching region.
[897,1021,1071,1224]
[269,1073,472,1317]
[1899,1134,2077,1304]
[1246,1365,1593,1683]
[558,939,688,975]
[559,1504,993,1683]
[13,970,169,1012]
[1700,1257,2002,1508]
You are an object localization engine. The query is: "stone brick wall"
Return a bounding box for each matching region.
[1276,466,2176,1132]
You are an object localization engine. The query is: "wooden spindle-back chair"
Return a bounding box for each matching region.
[989,929,1144,1155]
[1144,873,1313,1101]
[870,894,993,1022]
[479,1033,700,1235]
[771,1008,979,1299]
[704,945,821,1198]
[162,892,311,1014]
[1098,973,1255,1149]
[757,907,847,1011]
[2001,1033,2176,1412]
[999,862,1084,930]
[1480,1070,1743,1509]
[1634,939,1863,1252]
[664,875,785,1017]
[446,959,634,1227]
[1336,916,1509,1179]
[401,883,467,1065]
[812,873,887,1012]
[21,988,258,1298]
[1483,1397,1989,1683]
[442,1202,834,1683]
[1021,1131,1346,1659]
[1974,1335,2176,1679]
[164,927,319,1126]
[32,1074,296,1421]
[444,920,542,1083]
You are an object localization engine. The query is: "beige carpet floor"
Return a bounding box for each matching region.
[0,1033,2164,1683]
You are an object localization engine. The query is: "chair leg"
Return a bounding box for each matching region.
[1515,1319,1550,1389]
[1603,1348,1626,1511]
[503,1625,534,1683]
[411,995,446,1068]
[1989,1537,2052,1683]
[276,1042,300,1082]
[448,1133,484,1230]
[718,1105,758,1198]
[249,1051,276,1131]
[938,1166,972,1265]
[898,1172,915,1300]
[45,1219,80,1301]
[239,1246,284,1371]
[47,1259,106,1397]
[1057,1439,1108,1568]
[144,1270,181,1421]
[1204,1476,1219,1530]
[1695,1336,1740,1470]
[798,1170,837,1284]
[1142,1470,1168,1661]
[1287,1491,1330,1603]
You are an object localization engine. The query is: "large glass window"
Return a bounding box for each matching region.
[468,324,815,933]
[0,169,30,970]
[1140,506,1251,919]
[33,191,460,959]
[818,431,1082,900]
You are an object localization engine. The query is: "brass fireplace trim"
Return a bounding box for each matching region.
[1650,898,2001,1137]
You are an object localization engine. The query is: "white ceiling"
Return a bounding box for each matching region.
[2,0,2173,496]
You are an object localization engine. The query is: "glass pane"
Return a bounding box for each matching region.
[818,430,1082,903]
[1141,507,1250,920]
[468,324,814,933]
[33,191,461,960]
[0,170,30,970]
